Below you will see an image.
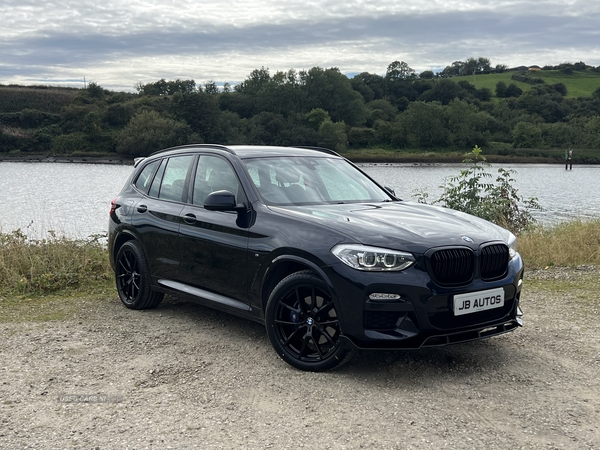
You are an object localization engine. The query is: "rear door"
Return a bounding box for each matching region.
[131,154,194,281]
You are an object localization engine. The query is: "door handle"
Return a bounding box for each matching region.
[137,204,148,213]
[183,213,197,224]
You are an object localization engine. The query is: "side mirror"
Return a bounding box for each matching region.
[384,186,396,196]
[204,190,246,212]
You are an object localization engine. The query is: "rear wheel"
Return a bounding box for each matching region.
[265,271,353,371]
[115,241,163,309]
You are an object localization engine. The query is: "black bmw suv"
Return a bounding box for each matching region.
[108,144,524,371]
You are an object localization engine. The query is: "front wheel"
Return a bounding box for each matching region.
[115,241,164,309]
[265,271,353,371]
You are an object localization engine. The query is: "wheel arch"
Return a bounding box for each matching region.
[111,230,138,268]
[260,254,335,313]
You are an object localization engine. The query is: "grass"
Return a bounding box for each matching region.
[0,229,112,297]
[341,147,600,164]
[518,220,600,269]
[1,219,598,318]
[452,70,600,98]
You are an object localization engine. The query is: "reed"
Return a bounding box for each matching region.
[518,220,600,269]
[0,229,111,296]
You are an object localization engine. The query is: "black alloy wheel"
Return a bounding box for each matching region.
[115,241,163,309]
[266,271,352,371]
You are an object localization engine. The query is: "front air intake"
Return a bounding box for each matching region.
[429,248,475,286]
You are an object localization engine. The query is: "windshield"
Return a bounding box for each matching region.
[242,156,392,205]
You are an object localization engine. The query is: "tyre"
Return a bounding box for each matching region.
[115,241,164,309]
[265,271,353,371]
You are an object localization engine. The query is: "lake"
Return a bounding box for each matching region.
[0,161,598,239]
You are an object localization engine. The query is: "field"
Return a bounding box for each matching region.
[453,69,600,98]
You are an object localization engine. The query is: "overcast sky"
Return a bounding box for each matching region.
[1,0,599,92]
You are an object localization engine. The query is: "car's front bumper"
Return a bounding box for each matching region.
[322,257,524,350]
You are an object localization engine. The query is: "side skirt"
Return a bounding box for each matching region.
[158,279,252,312]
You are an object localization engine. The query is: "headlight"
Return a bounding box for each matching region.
[508,232,519,259]
[331,244,415,271]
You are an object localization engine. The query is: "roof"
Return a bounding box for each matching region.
[147,144,340,160]
[228,145,339,159]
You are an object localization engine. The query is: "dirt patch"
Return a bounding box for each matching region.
[1,267,599,449]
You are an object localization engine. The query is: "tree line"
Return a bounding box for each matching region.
[1,59,600,158]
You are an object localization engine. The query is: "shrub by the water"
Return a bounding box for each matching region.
[414,145,541,234]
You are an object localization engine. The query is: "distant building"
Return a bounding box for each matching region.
[528,65,542,71]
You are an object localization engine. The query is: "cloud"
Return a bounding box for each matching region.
[1,1,599,91]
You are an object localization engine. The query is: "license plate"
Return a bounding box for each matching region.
[453,288,505,316]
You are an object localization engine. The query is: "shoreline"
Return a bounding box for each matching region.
[0,153,587,166]
[0,154,133,165]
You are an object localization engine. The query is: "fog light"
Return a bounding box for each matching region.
[369,293,402,301]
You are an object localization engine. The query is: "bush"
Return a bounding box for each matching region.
[415,146,540,233]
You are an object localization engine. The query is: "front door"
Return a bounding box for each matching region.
[177,154,250,303]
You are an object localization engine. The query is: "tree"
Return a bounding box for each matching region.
[171,92,221,142]
[385,61,416,81]
[464,57,492,74]
[235,67,271,95]
[512,121,542,148]
[204,81,219,95]
[116,110,196,156]
[445,99,492,148]
[366,99,398,123]
[318,120,348,152]
[419,79,464,105]
[86,82,105,99]
[505,83,523,98]
[397,101,449,148]
[496,81,508,98]
[440,61,465,77]
[351,72,385,100]
[305,108,331,131]
[584,116,600,148]
[419,70,435,79]
[303,67,367,126]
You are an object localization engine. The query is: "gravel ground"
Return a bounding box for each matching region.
[1,267,599,449]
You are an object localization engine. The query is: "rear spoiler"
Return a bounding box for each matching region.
[133,157,145,168]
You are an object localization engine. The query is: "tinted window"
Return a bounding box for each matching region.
[134,160,159,193]
[192,155,240,206]
[147,156,193,201]
[158,155,194,202]
[148,159,167,198]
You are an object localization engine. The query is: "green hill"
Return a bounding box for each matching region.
[453,70,600,98]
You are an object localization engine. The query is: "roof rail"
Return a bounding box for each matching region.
[294,146,340,157]
[148,143,235,158]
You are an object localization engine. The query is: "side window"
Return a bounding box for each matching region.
[134,160,159,193]
[148,159,167,198]
[157,155,194,202]
[192,155,241,206]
